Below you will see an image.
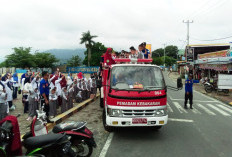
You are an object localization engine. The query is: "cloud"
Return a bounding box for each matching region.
[0,0,231,58]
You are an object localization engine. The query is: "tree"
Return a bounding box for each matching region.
[165,45,178,59]
[80,31,98,66]
[67,55,81,67]
[152,48,164,57]
[152,57,163,65]
[161,56,176,66]
[5,47,36,68]
[34,52,59,68]
[83,42,107,66]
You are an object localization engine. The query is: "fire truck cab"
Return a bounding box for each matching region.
[100,58,182,132]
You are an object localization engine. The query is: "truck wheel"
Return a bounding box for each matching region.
[100,92,104,108]
[154,126,162,130]
[100,98,104,108]
[102,110,114,132]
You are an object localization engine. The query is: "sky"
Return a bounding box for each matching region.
[0,0,232,60]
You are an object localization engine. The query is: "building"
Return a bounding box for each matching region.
[184,43,232,80]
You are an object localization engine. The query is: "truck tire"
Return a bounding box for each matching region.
[154,126,162,129]
[102,110,114,132]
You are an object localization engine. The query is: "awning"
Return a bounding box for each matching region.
[195,57,232,64]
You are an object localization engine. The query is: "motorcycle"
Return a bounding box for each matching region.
[204,81,229,94]
[0,115,76,157]
[23,106,96,157]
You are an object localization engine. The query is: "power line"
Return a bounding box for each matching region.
[190,35,232,41]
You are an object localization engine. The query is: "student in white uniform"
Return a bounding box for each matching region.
[0,75,7,121]
[61,87,68,113]
[2,73,13,111]
[23,77,31,114]
[67,83,74,110]
[28,87,39,120]
[12,72,19,100]
[49,87,58,118]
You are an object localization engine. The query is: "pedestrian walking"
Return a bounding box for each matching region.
[184,74,199,109]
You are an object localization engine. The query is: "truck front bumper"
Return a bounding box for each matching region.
[106,115,168,127]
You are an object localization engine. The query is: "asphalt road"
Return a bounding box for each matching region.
[103,72,232,157]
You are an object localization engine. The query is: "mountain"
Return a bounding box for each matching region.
[44,48,86,64]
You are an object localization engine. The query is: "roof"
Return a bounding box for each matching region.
[111,64,160,68]
[187,43,230,47]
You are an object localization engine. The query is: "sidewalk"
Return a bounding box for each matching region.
[9,93,99,135]
[169,72,232,106]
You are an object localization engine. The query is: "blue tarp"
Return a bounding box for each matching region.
[66,66,99,74]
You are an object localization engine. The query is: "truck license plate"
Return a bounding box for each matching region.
[132,118,147,124]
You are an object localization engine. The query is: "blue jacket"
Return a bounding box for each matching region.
[185,79,199,93]
[40,79,50,96]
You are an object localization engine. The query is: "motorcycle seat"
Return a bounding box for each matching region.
[52,121,87,133]
[23,133,66,149]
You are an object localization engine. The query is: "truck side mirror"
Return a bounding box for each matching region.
[177,77,183,89]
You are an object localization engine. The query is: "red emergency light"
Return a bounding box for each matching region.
[114,58,153,63]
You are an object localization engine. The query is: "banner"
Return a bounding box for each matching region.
[146,44,152,53]
[67,66,99,74]
[198,50,228,59]
[186,48,194,62]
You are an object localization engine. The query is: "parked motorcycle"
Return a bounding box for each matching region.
[0,115,76,157]
[204,81,229,94]
[23,107,96,157]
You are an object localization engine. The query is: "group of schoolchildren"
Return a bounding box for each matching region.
[111,42,151,59]
[0,70,97,121]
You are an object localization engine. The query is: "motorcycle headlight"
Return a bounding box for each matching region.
[107,108,121,117]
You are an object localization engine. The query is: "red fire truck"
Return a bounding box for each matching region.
[100,58,182,132]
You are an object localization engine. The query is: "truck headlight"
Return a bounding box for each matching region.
[156,109,167,116]
[107,108,121,117]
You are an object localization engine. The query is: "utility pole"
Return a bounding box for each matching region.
[183,20,193,46]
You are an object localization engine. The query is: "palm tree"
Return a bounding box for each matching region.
[80,31,98,66]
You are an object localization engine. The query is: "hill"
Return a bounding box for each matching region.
[44,48,86,64]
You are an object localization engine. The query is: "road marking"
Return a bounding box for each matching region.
[197,104,216,115]
[167,102,173,112]
[193,89,221,102]
[187,104,201,114]
[205,104,230,116]
[216,104,232,114]
[169,98,217,103]
[169,118,194,123]
[99,133,114,157]
[173,102,188,113]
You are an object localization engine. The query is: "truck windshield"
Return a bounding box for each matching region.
[110,66,165,90]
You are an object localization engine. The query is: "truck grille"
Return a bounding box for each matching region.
[122,109,156,117]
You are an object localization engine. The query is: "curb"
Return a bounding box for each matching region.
[47,93,100,130]
[21,93,100,139]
